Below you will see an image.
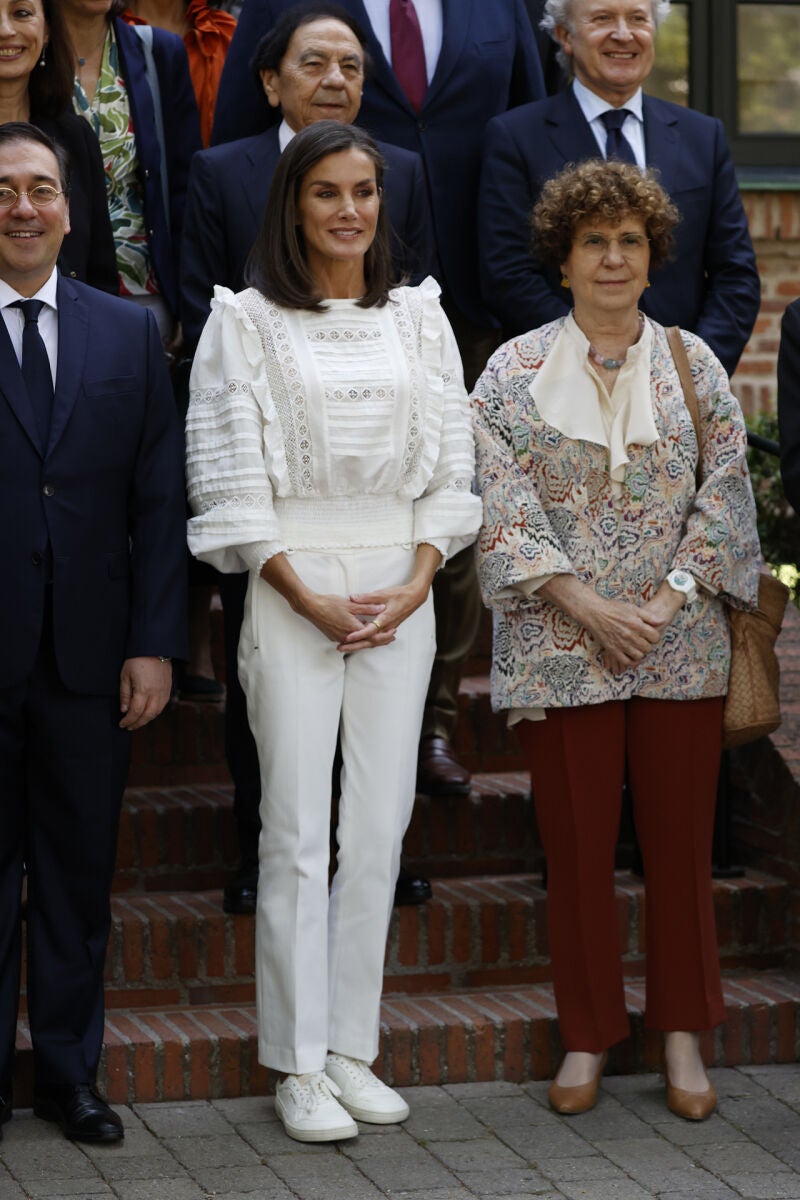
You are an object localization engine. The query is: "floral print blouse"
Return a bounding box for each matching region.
[73,25,158,299]
[471,318,762,713]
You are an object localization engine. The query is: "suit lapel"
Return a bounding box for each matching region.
[641,94,681,190]
[114,19,156,169]
[48,276,88,457]
[245,131,281,228]
[0,312,42,455]
[546,88,603,164]
[423,0,471,108]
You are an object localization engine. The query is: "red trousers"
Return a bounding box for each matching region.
[517,697,726,1052]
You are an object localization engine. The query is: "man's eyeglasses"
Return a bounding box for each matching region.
[0,185,63,208]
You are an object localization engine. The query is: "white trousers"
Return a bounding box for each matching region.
[238,545,436,1075]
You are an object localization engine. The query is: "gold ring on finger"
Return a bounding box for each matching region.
[372,618,383,632]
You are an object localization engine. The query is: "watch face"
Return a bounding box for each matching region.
[672,571,689,588]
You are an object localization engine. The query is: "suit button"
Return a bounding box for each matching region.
[69,270,77,278]
[31,552,42,566]
[42,483,54,496]
[417,120,426,131]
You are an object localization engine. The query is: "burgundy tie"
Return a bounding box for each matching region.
[390,0,427,113]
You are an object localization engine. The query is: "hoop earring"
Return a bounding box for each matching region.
[561,276,570,289]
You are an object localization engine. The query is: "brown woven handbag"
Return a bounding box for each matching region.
[666,327,789,748]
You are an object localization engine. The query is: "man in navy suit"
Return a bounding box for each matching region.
[0,125,187,1145]
[479,0,760,377]
[181,5,436,349]
[212,0,546,799]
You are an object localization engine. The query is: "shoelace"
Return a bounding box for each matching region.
[293,1071,340,1112]
[329,1056,379,1088]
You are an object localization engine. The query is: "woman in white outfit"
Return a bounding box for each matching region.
[186,121,481,1142]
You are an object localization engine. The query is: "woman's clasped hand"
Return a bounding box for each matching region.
[541,575,686,674]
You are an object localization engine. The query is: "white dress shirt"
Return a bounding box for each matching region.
[362,0,443,84]
[573,78,646,169]
[278,119,295,151]
[0,266,59,386]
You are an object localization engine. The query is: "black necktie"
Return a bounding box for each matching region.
[13,299,53,447]
[600,108,637,165]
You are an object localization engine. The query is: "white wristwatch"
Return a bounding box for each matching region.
[665,569,697,605]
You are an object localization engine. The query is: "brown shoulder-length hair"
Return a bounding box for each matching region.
[244,121,394,311]
[29,0,76,119]
[531,159,679,272]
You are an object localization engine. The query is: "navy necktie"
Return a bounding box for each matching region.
[389,0,427,113]
[600,108,637,165]
[13,298,53,447]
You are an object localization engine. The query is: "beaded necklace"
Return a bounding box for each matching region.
[587,312,645,370]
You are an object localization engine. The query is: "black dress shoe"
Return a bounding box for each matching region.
[34,1083,124,1143]
[223,866,258,915]
[394,865,432,906]
[417,735,472,796]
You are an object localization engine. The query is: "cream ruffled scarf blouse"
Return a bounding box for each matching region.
[529,311,658,503]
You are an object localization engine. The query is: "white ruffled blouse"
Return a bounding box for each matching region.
[186,278,481,573]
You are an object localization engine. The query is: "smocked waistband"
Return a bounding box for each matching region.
[274,494,414,550]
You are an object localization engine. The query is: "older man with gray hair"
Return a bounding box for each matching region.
[478,0,760,378]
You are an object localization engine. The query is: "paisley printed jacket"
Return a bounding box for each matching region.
[472,319,762,712]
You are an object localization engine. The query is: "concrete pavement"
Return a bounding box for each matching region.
[2,1066,800,1199]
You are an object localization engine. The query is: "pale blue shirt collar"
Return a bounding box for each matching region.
[572,79,646,169]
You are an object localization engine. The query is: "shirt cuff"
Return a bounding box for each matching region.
[239,540,284,574]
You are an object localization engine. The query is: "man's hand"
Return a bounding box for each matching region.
[119,657,173,730]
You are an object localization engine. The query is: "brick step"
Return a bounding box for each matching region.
[46,870,785,1013]
[127,677,524,788]
[128,699,229,788]
[13,971,800,1105]
[115,773,536,892]
[451,677,524,775]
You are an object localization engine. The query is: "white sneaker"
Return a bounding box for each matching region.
[274,1072,358,1143]
[325,1053,410,1124]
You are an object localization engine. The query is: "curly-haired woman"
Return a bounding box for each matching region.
[472,160,761,1121]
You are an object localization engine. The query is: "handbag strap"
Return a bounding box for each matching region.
[666,326,703,491]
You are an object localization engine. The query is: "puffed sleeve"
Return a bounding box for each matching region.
[471,344,576,612]
[411,279,482,561]
[186,287,286,573]
[670,332,761,608]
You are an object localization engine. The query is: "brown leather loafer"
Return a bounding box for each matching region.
[548,1052,608,1115]
[417,736,471,796]
[664,1064,717,1121]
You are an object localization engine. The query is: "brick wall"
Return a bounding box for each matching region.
[734,191,800,419]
